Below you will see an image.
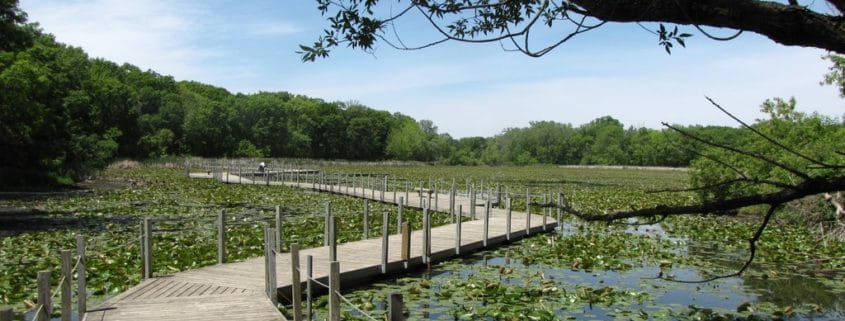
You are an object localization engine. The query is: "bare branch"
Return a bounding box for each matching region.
[662,123,812,181]
[647,177,795,194]
[668,204,778,283]
[560,175,845,222]
[705,96,840,169]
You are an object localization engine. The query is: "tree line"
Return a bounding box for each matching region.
[1,0,841,188]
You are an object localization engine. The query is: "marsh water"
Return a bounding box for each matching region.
[324,223,845,321]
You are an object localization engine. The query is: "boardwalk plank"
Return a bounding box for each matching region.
[91,174,559,321]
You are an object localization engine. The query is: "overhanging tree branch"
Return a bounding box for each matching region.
[570,0,845,53]
[558,175,845,221]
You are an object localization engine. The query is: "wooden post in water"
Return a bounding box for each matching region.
[36,270,50,321]
[397,197,404,234]
[217,210,226,264]
[76,235,86,321]
[60,250,71,321]
[306,255,313,321]
[143,218,152,279]
[381,210,389,273]
[388,292,405,321]
[290,243,302,321]
[455,205,462,255]
[275,206,283,252]
[525,189,531,236]
[264,228,277,305]
[506,198,512,240]
[363,199,369,239]
[483,200,490,247]
[329,261,340,321]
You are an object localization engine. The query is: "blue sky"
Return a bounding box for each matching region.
[19,0,844,138]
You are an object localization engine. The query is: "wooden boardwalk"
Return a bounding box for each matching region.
[84,173,557,321]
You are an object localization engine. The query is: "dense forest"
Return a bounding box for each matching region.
[1,1,841,187]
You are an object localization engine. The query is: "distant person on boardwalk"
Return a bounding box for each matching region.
[258,162,265,173]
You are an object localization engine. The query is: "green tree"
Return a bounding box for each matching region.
[0,0,32,51]
[182,101,234,157]
[579,116,626,165]
[385,119,429,161]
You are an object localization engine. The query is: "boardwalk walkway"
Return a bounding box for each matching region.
[84,173,557,321]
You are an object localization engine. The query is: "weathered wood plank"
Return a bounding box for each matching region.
[90,173,557,321]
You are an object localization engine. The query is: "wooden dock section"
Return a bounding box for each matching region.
[85,172,557,321]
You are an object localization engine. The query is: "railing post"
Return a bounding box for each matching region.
[264,228,277,305]
[76,234,86,321]
[329,215,337,262]
[397,197,404,234]
[506,198,512,241]
[61,250,72,321]
[388,292,405,321]
[422,208,429,263]
[483,200,490,247]
[525,189,531,236]
[448,185,454,223]
[469,185,476,220]
[306,255,313,321]
[557,192,563,228]
[143,218,152,279]
[381,176,386,201]
[381,210,389,273]
[275,206,283,252]
[401,222,410,265]
[455,205,462,255]
[363,199,369,240]
[496,184,502,208]
[324,202,331,246]
[36,270,50,321]
[329,261,340,321]
[418,182,424,208]
[290,243,302,321]
[218,210,226,264]
[434,183,439,211]
[542,193,547,231]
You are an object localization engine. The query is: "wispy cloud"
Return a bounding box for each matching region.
[21,0,220,79]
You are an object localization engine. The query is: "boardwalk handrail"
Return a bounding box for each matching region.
[18,235,92,321]
[288,253,381,321]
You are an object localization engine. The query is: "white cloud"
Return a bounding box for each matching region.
[21,0,219,79]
